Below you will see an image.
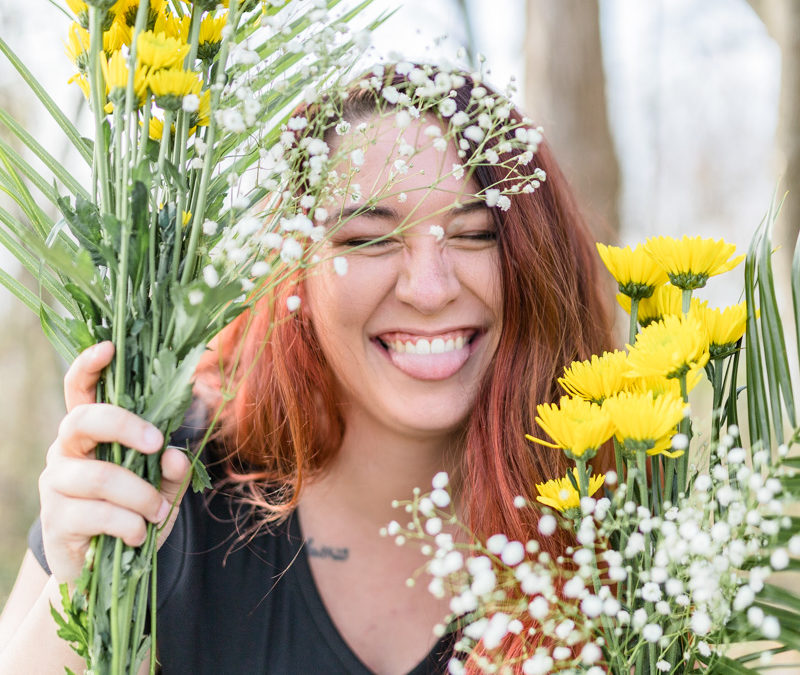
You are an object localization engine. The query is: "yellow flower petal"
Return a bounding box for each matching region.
[527,396,614,459]
[535,469,605,513]
[137,30,190,70]
[626,313,709,380]
[617,284,706,327]
[558,350,629,404]
[643,235,745,290]
[597,242,669,299]
[604,390,686,450]
[694,302,748,358]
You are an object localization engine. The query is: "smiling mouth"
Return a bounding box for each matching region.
[372,329,482,380]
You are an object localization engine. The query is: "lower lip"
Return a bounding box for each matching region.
[373,335,480,381]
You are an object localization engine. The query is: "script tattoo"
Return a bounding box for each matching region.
[306,537,349,561]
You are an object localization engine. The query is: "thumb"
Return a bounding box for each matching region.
[156,446,193,546]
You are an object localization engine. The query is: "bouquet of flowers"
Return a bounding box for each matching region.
[392,197,800,673]
[0,4,552,671]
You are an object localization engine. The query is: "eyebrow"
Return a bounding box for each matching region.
[335,198,488,223]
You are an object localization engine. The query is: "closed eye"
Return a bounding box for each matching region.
[456,231,496,241]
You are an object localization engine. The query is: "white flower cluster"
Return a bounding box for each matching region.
[386,425,800,673]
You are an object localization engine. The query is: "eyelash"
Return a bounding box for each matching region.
[340,231,497,248]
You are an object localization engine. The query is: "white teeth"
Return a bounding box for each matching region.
[387,335,472,354]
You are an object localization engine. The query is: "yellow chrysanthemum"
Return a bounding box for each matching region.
[68,72,91,100]
[603,390,686,456]
[197,14,226,61]
[118,0,165,30]
[695,302,749,360]
[147,67,202,109]
[596,242,669,300]
[644,235,745,291]
[617,284,707,328]
[67,0,123,29]
[144,115,168,141]
[100,50,128,95]
[104,19,131,49]
[526,396,614,460]
[558,350,629,405]
[535,469,605,513]
[626,313,709,380]
[137,30,190,70]
[627,367,704,398]
[66,23,91,72]
[186,89,211,129]
[153,11,186,40]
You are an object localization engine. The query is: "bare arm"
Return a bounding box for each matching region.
[0,553,85,672]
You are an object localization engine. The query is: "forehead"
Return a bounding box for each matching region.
[329,113,477,212]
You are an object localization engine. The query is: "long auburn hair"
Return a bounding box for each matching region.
[196,67,612,568]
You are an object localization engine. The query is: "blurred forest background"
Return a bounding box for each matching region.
[0,0,796,605]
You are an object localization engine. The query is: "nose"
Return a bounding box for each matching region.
[394,238,460,314]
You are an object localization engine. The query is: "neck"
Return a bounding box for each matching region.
[300,409,461,528]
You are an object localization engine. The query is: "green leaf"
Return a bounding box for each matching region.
[142,343,206,429]
[40,305,79,362]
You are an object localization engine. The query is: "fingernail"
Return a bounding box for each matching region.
[155,499,170,523]
[143,426,163,450]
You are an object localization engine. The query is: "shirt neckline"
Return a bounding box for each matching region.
[287,511,453,675]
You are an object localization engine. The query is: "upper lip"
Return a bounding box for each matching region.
[372,326,484,340]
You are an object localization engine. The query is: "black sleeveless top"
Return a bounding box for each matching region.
[28,477,453,673]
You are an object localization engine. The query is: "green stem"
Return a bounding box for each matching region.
[110,537,124,674]
[113,104,123,220]
[676,373,690,494]
[179,0,240,287]
[575,458,589,499]
[122,0,150,223]
[681,288,692,315]
[636,449,649,511]
[711,358,724,447]
[629,296,640,345]
[88,6,112,214]
[150,528,158,675]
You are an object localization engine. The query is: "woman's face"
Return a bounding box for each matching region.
[304,115,502,440]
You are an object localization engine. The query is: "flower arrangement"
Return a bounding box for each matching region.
[389,199,800,673]
[0,3,552,672]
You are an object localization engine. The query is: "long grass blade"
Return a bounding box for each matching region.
[745,223,771,451]
[0,110,90,200]
[0,137,62,206]
[756,192,796,436]
[793,230,800,382]
[0,37,92,165]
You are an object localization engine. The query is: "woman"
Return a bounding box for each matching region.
[0,67,611,673]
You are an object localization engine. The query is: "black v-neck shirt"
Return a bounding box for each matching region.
[28,483,453,674]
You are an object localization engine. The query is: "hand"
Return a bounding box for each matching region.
[38,342,191,583]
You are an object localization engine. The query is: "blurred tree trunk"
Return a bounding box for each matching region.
[747,0,800,277]
[524,0,621,242]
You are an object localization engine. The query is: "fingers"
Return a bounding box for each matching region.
[45,498,151,550]
[160,447,192,505]
[41,457,169,526]
[54,403,163,459]
[64,341,115,412]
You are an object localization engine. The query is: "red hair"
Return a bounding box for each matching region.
[195,69,613,658]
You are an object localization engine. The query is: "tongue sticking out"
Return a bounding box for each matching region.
[387,345,471,380]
